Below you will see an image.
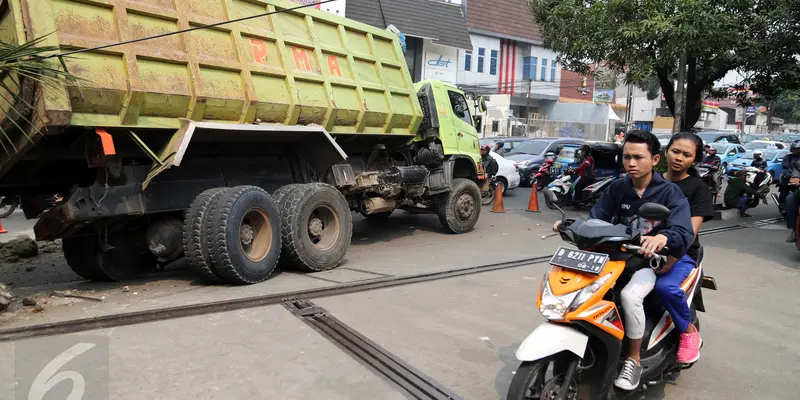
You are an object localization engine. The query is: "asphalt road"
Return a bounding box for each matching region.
[0,185,798,399]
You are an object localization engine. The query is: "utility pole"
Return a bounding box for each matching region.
[767,101,774,133]
[672,50,687,133]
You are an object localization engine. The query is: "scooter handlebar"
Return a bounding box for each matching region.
[622,244,670,257]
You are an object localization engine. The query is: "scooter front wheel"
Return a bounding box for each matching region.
[543,190,562,210]
[507,356,579,400]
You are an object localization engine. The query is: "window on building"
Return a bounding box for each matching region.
[490,50,498,75]
[541,58,547,81]
[550,61,556,82]
[523,57,537,80]
[464,50,472,72]
[492,120,499,132]
[477,48,485,73]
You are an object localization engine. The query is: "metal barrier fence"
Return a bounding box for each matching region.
[524,119,611,141]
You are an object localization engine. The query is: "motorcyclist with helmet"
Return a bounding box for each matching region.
[480,144,499,180]
[570,144,595,202]
[750,150,768,195]
[703,146,722,192]
[781,141,800,243]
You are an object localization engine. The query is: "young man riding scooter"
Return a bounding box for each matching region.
[553,130,696,390]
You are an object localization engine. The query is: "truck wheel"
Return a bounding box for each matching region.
[272,184,303,269]
[63,234,156,281]
[279,183,352,272]
[437,178,481,234]
[183,188,226,283]
[205,186,281,285]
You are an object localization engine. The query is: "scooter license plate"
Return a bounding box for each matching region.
[549,247,608,275]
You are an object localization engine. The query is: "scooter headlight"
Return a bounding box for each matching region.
[538,272,578,320]
[568,273,612,312]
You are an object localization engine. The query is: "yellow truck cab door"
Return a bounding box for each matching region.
[444,90,480,155]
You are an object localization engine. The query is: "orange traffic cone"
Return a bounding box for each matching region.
[490,184,506,213]
[0,220,7,234]
[526,183,541,212]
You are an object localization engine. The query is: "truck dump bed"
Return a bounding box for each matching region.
[1,0,422,140]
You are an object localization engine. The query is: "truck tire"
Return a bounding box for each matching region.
[204,186,282,285]
[272,184,303,208]
[272,184,303,269]
[437,178,481,234]
[279,183,352,272]
[62,234,156,281]
[183,188,226,283]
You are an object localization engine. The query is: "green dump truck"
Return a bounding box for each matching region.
[0,0,487,284]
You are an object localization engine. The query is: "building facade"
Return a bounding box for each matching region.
[346,0,472,84]
[456,0,560,122]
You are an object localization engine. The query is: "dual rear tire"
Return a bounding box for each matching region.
[182,183,351,284]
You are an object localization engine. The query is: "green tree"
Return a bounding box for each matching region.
[529,0,799,130]
[771,91,800,124]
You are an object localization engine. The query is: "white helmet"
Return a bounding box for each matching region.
[753,150,763,157]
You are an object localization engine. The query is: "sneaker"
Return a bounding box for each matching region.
[740,212,752,218]
[677,331,702,364]
[614,358,643,391]
[787,230,797,243]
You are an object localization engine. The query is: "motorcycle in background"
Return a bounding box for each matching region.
[543,170,617,210]
[533,151,558,190]
[737,166,771,208]
[695,163,720,204]
[0,196,19,218]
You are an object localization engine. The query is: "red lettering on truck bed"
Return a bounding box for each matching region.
[249,38,268,64]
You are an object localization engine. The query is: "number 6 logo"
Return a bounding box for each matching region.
[28,343,96,400]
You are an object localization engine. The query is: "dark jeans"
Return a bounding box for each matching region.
[735,195,751,214]
[786,192,799,230]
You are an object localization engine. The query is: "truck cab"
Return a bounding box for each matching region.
[414,80,484,180]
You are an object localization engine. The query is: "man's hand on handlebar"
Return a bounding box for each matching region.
[639,234,668,258]
[791,177,800,185]
[553,220,561,232]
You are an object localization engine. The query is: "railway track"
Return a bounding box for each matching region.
[0,216,782,343]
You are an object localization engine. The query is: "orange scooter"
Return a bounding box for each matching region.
[507,191,717,400]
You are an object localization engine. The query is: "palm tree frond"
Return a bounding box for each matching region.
[0,35,85,152]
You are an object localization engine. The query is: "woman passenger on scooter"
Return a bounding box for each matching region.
[613,132,711,390]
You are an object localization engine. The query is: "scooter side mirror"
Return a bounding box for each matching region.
[637,202,671,222]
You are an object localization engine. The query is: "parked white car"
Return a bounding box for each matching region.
[489,151,520,193]
[744,140,785,150]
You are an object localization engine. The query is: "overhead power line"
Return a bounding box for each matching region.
[44,0,336,60]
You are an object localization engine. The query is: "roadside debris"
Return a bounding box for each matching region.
[0,282,11,311]
[0,237,38,261]
[22,297,37,306]
[51,291,103,302]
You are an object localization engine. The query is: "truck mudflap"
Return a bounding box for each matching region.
[141,119,349,189]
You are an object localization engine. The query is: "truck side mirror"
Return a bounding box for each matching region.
[478,96,487,113]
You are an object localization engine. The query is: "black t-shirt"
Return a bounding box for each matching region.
[671,175,714,261]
